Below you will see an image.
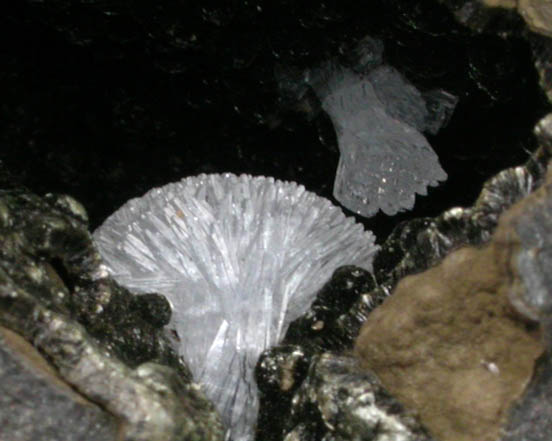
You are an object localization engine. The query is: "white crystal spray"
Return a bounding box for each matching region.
[94,173,378,441]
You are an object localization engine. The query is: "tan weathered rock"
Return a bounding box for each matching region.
[482,0,517,9]
[518,0,552,36]
[354,167,552,441]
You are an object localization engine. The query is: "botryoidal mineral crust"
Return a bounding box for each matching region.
[354,167,552,441]
[0,190,224,441]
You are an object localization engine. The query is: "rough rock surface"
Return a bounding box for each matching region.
[508,121,552,323]
[355,228,544,441]
[0,190,224,441]
[518,0,552,37]
[501,356,552,440]
[256,114,552,441]
[0,326,118,441]
[355,120,552,441]
[284,353,434,441]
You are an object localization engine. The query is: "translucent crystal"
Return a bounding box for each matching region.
[93,173,378,441]
[312,66,450,217]
[366,65,429,131]
[303,36,456,218]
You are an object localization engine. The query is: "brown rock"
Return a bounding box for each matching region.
[518,0,552,37]
[354,171,548,440]
[482,0,517,8]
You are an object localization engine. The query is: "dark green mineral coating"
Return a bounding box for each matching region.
[372,141,552,293]
[0,189,224,441]
[256,345,311,441]
[0,189,183,372]
[283,354,435,441]
[284,265,377,352]
[72,277,181,371]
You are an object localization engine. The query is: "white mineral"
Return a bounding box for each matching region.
[93,173,378,441]
[313,65,450,217]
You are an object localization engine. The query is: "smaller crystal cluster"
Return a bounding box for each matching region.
[93,173,378,441]
[307,36,457,217]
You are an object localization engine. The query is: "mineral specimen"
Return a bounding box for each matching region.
[356,242,544,441]
[0,326,118,441]
[507,116,552,326]
[256,114,552,441]
[354,160,552,441]
[284,353,434,441]
[93,173,379,441]
[0,190,223,441]
[304,38,456,218]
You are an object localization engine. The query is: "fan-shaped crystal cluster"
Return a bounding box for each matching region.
[93,173,378,441]
[313,64,454,217]
[291,35,457,218]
